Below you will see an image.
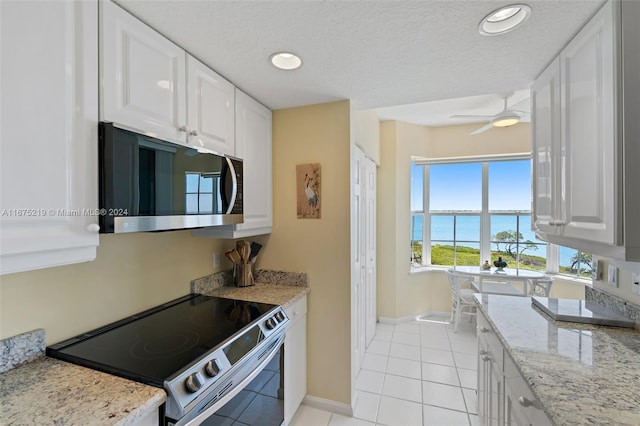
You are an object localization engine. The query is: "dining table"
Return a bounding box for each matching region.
[448,266,552,296]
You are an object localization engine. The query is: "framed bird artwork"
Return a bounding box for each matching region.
[296,163,321,219]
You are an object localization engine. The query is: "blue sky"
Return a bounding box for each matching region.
[411,160,532,212]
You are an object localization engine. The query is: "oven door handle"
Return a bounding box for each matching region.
[174,333,285,426]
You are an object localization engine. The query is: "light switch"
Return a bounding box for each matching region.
[607,265,618,287]
[213,252,221,268]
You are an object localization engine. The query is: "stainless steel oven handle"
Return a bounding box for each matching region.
[176,332,285,426]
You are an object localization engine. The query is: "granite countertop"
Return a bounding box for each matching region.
[201,281,309,307]
[0,357,165,425]
[475,294,640,425]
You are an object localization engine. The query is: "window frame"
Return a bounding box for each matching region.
[410,156,589,279]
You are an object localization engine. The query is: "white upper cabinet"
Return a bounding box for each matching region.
[0,0,99,274]
[100,1,235,155]
[560,1,616,245]
[187,56,235,155]
[193,89,272,238]
[531,57,562,237]
[100,0,187,144]
[532,0,640,260]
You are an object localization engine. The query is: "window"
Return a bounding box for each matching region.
[410,158,591,277]
[186,172,219,214]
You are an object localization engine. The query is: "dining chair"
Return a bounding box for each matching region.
[530,276,554,297]
[447,270,477,333]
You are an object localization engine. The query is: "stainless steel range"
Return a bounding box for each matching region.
[46,294,289,425]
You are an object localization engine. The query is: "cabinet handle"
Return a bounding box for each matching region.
[518,396,532,407]
[480,326,490,333]
[178,125,188,132]
[189,130,198,136]
[86,223,100,233]
[481,355,490,362]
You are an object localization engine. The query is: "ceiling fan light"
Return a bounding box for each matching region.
[479,4,531,36]
[492,116,520,127]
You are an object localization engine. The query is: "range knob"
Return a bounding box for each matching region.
[185,372,204,393]
[275,311,285,322]
[205,359,220,377]
[265,317,277,330]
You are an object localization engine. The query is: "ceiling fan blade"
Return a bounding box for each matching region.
[469,122,494,135]
[450,114,494,119]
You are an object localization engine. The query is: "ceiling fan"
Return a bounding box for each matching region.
[451,94,529,135]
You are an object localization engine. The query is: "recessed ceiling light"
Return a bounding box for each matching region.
[269,52,302,70]
[479,4,531,36]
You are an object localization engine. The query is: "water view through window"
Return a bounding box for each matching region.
[410,159,591,277]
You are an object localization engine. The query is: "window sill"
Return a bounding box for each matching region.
[410,265,449,274]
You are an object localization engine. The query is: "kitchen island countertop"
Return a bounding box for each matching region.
[476,294,640,425]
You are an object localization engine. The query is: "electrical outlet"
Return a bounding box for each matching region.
[592,260,602,281]
[607,265,618,287]
[632,273,640,295]
[213,252,221,268]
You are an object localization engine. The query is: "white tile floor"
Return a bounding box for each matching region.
[290,317,479,426]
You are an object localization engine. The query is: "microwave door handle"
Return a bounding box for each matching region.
[224,157,237,214]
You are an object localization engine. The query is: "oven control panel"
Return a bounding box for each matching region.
[164,307,289,419]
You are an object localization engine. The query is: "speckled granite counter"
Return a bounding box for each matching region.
[191,269,309,307]
[0,357,165,425]
[475,294,640,425]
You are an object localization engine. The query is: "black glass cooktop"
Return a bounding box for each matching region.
[46,294,277,387]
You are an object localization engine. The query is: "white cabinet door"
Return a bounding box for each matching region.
[192,90,272,239]
[234,90,272,232]
[186,55,235,155]
[560,0,616,245]
[100,0,187,144]
[284,296,307,425]
[0,0,99,274]
[531,57,562,236]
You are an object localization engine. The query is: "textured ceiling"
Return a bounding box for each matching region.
[114,0,605,126]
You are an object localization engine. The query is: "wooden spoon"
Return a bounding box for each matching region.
[241,241,251,264]
[225,249,242,265]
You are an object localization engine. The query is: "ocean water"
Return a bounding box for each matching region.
[411,214,578,267]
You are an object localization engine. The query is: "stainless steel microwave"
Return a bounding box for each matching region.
[98,122,243,233]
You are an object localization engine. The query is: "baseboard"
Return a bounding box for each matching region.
[378,310,451,325]
[302,395,353,417]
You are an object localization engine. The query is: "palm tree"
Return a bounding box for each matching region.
[570,251,593,274]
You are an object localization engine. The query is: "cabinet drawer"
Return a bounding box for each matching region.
[284,294,307,324]
[504,353,552,426]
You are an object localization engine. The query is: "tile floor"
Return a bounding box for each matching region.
[290,317,479,426]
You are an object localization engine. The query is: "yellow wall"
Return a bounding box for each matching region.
[378,121,535,319]
[352,109,381,165]
[261,100,352,405]
[0,231,231,345]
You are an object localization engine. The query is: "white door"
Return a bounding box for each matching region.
[234,89,273,232]
[187,55,235,155]
[100,0,187,144]
[352,148,366,375]
[531,57,562,235]
[364,156,377,346]
[560,1,616,245]
[0,0,99,274]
